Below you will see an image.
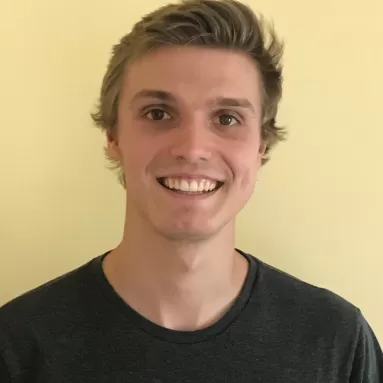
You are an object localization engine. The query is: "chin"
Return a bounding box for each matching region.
[162,231,213,243]
[153,218,231,243]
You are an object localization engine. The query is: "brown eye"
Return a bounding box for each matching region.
[146,109,171,121]
[214,113,239,126]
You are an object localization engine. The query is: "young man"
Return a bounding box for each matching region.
[1,0,382,381]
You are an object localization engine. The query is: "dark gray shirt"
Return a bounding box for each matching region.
[0,250,382,382]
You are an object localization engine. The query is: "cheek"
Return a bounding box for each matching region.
[119,137,165,188]
[119,130,150,166]
[238,167,257,192]
[231,145,262,183]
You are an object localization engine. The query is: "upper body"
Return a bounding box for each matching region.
[1,250,382,382]
[2,0,382,381]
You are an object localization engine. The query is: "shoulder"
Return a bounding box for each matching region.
[1,258,94,318]
[257,256,358,310]
[248,254,361,337]
[0,255,104,380]
[0,256,102,341]
[253,255,383,380]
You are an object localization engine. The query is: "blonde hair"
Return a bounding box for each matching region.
[91,0,286,186]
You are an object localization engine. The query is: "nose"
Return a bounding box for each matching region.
[169,119,213,163]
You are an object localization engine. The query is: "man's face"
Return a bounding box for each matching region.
[108,46,265,241]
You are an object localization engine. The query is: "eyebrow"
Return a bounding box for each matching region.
[211,97,256,114]
[130,89,256,114]
[130,89,176,104]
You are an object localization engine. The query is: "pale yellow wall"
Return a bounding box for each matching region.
[1,0,382,342]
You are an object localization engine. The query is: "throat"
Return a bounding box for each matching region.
[104,248,248,332]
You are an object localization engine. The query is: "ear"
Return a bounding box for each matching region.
[257,140,267,164]
[259,140,267,156]
[105,132,122,162]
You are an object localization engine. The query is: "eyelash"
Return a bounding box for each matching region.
[141,106,242,126]
[212,111,241,126]
[144,108,172,121]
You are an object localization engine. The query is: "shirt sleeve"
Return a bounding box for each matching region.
[0,354,12,383]
[349,311,383,383]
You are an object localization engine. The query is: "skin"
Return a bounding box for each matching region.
[103,46,266,331]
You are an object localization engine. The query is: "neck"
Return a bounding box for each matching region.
[103,208,249,331]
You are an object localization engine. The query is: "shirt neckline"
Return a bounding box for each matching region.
[90,248,258,344]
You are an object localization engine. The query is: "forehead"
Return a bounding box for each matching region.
[121,46,262,107]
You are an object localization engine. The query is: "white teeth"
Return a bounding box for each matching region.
[180,180,189,191]
[190,180,198,192]
[204,181,217,192]
[162,178,219,193]
[204,181,212,192]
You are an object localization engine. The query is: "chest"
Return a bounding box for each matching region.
[31,331,347,383]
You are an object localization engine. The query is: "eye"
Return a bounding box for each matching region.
[145,108,171,121]
[213,113,240,127]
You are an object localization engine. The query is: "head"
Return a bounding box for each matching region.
[91,0,285,242]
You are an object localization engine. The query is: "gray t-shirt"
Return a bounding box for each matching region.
[0,250,382,382]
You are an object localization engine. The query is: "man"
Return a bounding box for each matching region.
[1,0,382,381]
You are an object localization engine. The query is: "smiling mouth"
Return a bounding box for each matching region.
[157,177,224,194]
